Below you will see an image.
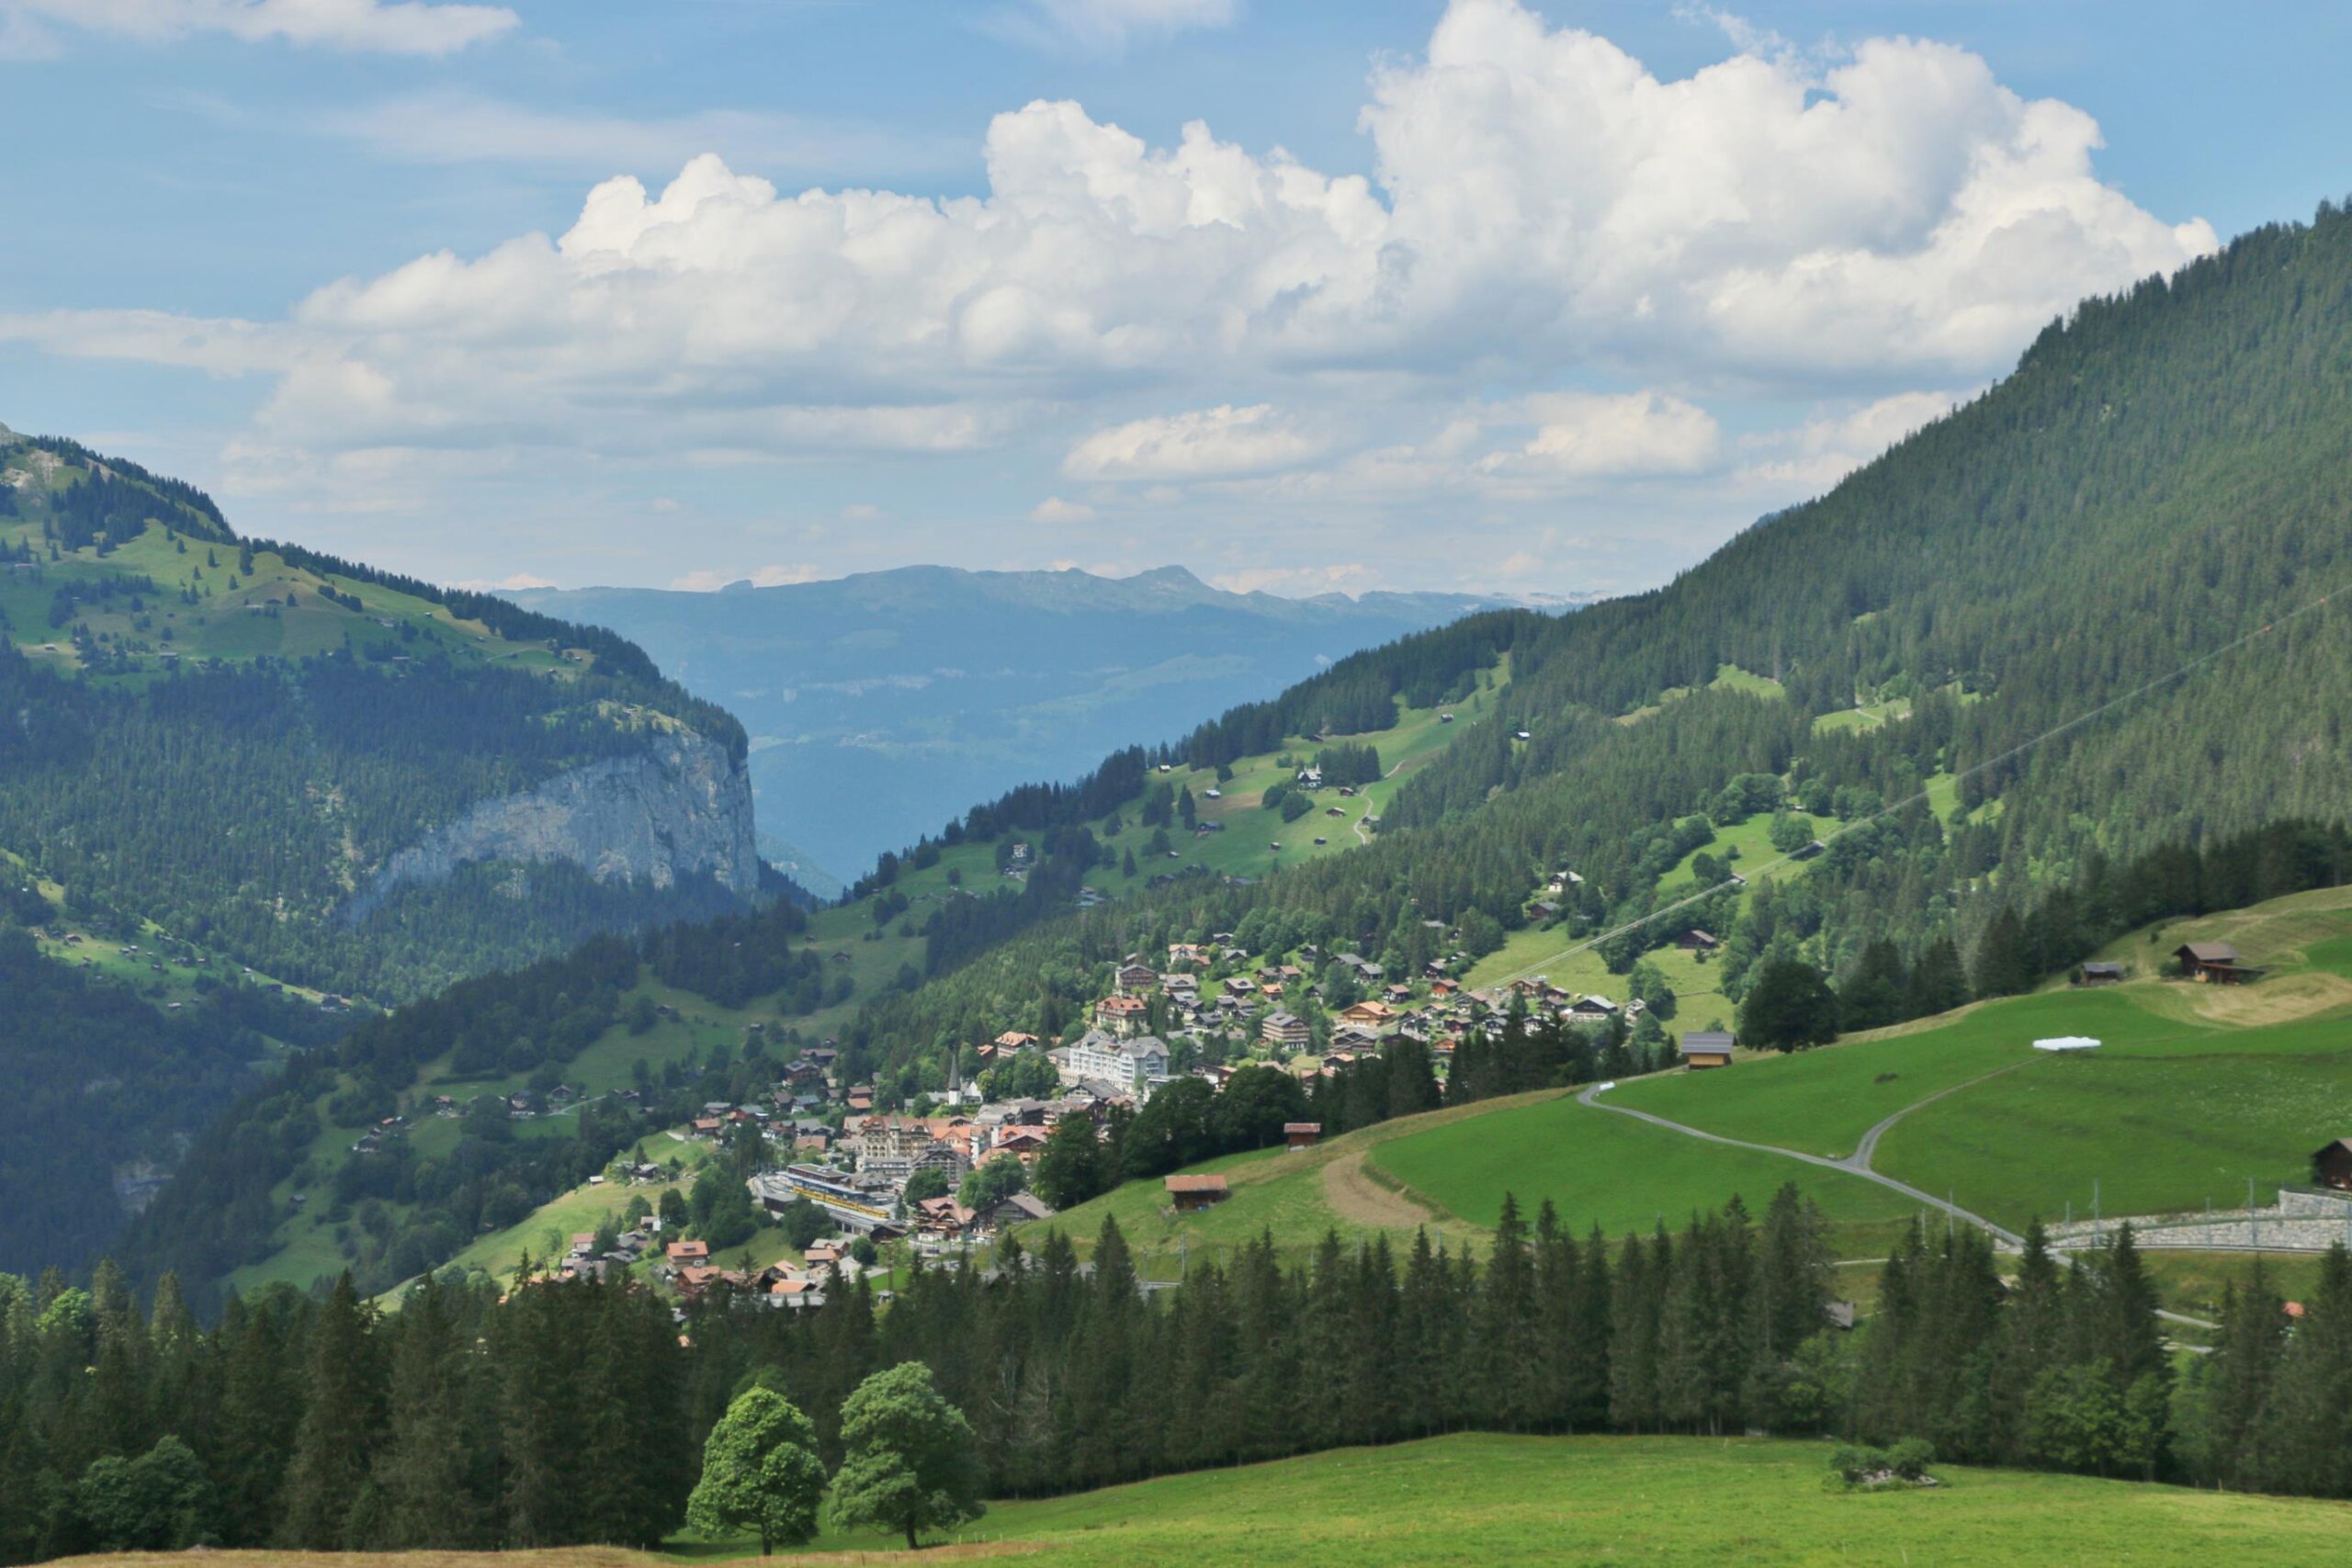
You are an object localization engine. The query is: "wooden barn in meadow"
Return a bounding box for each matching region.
[1679,1032,1736,1070]
[1165,1174,1230,1212]
[2175,942,2256,984]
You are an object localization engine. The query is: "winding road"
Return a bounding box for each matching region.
[1576,1068,2233,1343]
[1577,1066,2030,1249]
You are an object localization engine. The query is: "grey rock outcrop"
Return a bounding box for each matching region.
[345,731,757,921]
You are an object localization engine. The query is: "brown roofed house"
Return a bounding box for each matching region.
[1165,1173,1230,1212]
[2313,1138,2352,1191]
[2175,942,2252,984]
[1284,1122,1322,1151]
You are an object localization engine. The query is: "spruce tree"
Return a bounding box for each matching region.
[275,1275,380,1549]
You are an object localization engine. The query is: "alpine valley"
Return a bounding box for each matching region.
[12,83,2352,1568]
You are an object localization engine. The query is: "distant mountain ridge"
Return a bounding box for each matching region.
[512,565,1513,883]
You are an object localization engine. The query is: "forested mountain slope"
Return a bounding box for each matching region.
[830,200,2352,1072]
[119,618,1523,1300]
[513,565,1507,886]
[0,426,764,1001]
[109,200,2352,1302]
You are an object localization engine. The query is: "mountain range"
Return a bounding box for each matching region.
[511,566,1514,890]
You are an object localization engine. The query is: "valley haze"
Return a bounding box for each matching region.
[512,563,1526,888]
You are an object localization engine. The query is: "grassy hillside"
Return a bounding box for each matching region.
[0,426,758,1005]
[1018,883,2352,1308]
[54,1433,2352,1564]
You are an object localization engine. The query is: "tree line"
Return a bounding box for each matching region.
[23,1187,2347,1563]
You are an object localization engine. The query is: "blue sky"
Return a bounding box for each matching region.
[2,0,2346,598]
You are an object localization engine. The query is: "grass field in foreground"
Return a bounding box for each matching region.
[68,1433,2352,1565]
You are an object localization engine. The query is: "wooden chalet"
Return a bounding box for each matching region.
[2313,1138,2352,1191]
[1165,1174,1230,1213]
[1284,1122,1322,1152]
[2075,961,2127,987]
[1679,1031,1736,1070]
[2175,942,2256,984]
[1676,929,1720,953]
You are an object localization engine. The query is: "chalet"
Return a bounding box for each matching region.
[2076,962,2127,987]
[1261,1010,1312,1049]
[988,1130,1049,1166]
[1676,929,1720,953]
[1093,994,1151,1035]
[972,1190,1056,1231]
[2313,1139,2352,1191]
[993,1031,1041,1053]
[1679,1032,1736,1070]
[1166,1174,1230,1212]
[1339,1000,1397,1030]
[2176,942,2255,984]
[1284,1122,1322,1151]
[912,1195,977,1238]
[1567,996,1620,1020]
[1792,840,1826,861]
[1114,962,1159,993]
[1329,1025,1381,1053]
[665,1240,711,1266]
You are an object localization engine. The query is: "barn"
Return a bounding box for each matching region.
[1165,1174,1230,1212]
[1679,1032,1736,1070]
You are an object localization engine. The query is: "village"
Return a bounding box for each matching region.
[548,876,1733,1315]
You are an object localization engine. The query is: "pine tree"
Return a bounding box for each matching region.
[276,1275,380,1549]
[366,1276,484,1549]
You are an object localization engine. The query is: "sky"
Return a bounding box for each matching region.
[1,1,2346,600]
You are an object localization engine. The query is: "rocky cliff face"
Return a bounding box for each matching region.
[345,731,758,920]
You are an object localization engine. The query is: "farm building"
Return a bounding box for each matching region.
[1166,1174,1230,1212]
[2175,942,2256,984]
[2313,1139,2352,1191]
[1284,1122,1322,1151]
[2076,962,2127,987]
[1676,929,1719,953]
[1679,1032,1736,1070]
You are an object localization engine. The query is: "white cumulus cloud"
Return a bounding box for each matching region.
[1064,404,1324,481]
[0,0,2222,590]
[1740,389,1966,490]
[1482,391,1724,480]
[1030,496,1098,523]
